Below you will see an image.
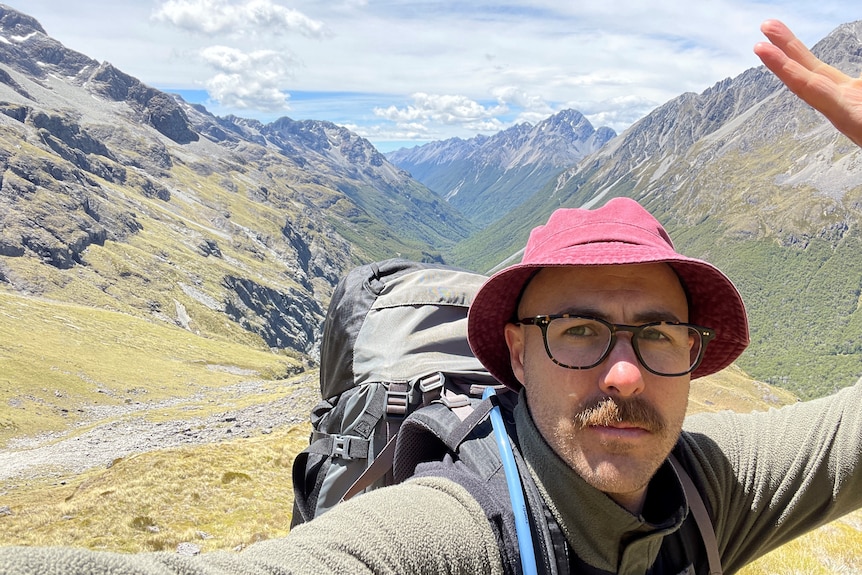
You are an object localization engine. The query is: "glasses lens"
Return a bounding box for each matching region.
[542,317,704,376]
[544,317,612,369]
[634,324,701,376]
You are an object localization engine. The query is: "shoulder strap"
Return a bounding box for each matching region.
[668,454,723,575]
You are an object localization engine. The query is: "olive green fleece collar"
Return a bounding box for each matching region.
[514,394,688,574]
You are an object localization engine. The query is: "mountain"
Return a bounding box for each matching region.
[3,0,862,416]
[453,21,862,399]
[0,4,475,362]
[386,109,615,226]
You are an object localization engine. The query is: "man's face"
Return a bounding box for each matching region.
[503,263,691,513]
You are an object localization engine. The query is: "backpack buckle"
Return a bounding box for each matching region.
[418,372,444,394]
[331,435,352,458]
[330,434,368,459]
[439,390,471,409]
[386,386,409,418]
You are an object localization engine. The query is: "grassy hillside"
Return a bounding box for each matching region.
[0,426,309,552]
[1,303,858,573]
[671,218,862,400]
[0,291,308,445]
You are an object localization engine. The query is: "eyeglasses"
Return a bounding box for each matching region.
[517,315,715,377]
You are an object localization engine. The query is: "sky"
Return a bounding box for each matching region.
[6,1,860,152]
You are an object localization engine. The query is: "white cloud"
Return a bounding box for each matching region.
[150,1,324,112]
[374,93,508,125]
[491,86,552,114]
[152,0,328,38]
[15,0,859,149]
[199,45,294,110]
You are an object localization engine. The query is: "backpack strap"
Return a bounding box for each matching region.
[395,398,568,575]
[340,434,398,502]
[339,374,507,503]
[669,454,723,575]
[511,434,569,575]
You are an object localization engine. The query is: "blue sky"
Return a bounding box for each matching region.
[7,1,860,152]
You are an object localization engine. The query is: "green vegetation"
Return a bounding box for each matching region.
[0,291,301,443]
[672,218,862,399]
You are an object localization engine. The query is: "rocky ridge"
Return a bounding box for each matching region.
[0,3,473,363]
[387,109,615,226]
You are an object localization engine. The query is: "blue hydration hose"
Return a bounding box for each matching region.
[482,386,538,575]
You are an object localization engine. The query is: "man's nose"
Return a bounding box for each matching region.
[598,335,645,397]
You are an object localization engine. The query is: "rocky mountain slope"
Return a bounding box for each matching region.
[3,0,862,416]
[387,109,615,226]
[455,20,862,398]
[0,4,474,361]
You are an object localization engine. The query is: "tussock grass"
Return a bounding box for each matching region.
[0,290,301,443]
[0,425,310,552]
[688,365,798,415]
[739,513,862,574]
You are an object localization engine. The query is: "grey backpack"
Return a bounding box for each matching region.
[290,258,514,526]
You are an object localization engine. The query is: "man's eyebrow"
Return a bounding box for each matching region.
[557,307,684,324]
[632,311,685,324]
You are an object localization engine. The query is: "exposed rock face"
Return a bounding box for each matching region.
[223,276,323,355]
[0,4,471,358]
[88,63,199,144]
[387,109,616,226]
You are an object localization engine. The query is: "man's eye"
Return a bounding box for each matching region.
[562,322,599,337]
[640,326,670,341]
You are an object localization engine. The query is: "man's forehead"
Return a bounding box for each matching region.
[518,263,687,313]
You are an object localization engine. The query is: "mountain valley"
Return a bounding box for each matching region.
[1,4,862,568]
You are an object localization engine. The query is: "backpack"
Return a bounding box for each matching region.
[290,258,516,525]
[290,258,723,575]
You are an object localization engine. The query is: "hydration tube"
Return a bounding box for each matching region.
[482,386,538,575]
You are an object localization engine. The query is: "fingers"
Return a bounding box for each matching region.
[754,19,862,148]
[759,20,821,71]
[757,19,850,85]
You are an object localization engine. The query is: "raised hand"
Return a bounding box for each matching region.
[754,19,862,148]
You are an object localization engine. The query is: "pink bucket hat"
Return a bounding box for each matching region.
[467,197,749,390]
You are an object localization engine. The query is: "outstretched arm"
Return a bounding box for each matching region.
[754,19,862,148]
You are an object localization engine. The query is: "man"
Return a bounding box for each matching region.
[2,19,862,575]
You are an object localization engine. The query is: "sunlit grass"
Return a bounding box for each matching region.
[738,513,862,574]
[0,291,301,443]
[0,425,311,552]
[688,364,798,416]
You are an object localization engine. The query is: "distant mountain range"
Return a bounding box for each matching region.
[387,109,615,226]
[0,2,861,401]
[450,21,862,398]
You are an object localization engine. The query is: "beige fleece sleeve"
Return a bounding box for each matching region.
[253,475,504,574]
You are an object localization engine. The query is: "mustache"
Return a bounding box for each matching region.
[574,396,666,433]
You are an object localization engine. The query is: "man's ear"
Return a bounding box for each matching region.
[504,322,527,386]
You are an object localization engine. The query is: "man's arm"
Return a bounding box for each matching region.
[682,377,862,573]
[0,477,503,575]
[754,19,862,147]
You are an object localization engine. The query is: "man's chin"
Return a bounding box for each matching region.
[575,452,663,498]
